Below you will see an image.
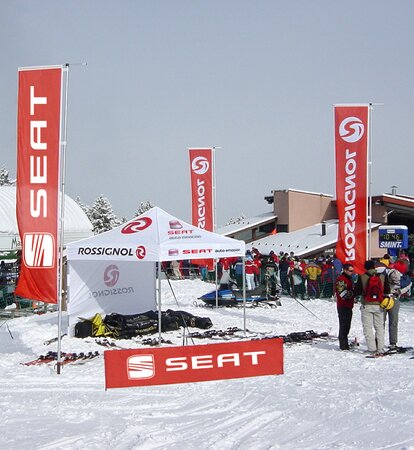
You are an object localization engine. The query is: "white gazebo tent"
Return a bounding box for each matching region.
[66,207,246,342]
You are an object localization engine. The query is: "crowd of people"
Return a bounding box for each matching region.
[164,246,414,356]
[334,251,413,355]
[165,250,353,300]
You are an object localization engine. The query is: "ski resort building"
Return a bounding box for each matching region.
[217,188,414,258]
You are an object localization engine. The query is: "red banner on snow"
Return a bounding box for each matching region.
[334,105,369,274]
[189,148,214,232]
[104,338,284,389]
[16,67,63,303]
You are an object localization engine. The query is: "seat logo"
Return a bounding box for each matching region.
[169,220,182,229]
[339,117,364,143]
[103,264,119,287]
[23,233,55,268]
[191,156,209,175]
[121,217,152,234]
[127,355,155,379]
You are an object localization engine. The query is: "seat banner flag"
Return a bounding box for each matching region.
[16,66,63,303]
[104,338,284,389]
[189,148,214,232]
[334,104,369,274]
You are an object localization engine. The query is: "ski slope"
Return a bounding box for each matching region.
[1,279,414,450]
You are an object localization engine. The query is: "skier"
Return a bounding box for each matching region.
[334,263,356,350]
[355,260,390,355]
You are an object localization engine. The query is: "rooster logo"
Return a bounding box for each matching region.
[191,156,209,175]
[339,117,364,143]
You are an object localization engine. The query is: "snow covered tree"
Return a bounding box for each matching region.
[0,167,16,186]
[75,196,90,216]
[88,195,122,234]
[223,214,246,226]
[134,201,154,217]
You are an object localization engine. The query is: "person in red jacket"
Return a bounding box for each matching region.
[335,263,356,350]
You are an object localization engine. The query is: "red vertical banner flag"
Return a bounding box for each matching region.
[189,148,214,231]
[334,105,369,274]
[16,67,63,303]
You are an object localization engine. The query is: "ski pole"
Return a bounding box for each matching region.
[291,290,323,322]
[163,270,195,346]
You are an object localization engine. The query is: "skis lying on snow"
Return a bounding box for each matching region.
[43,334,67,346]
[21,351,100,366]
[188,327,245,340]
[365,346,414,358]
[187,327,334,344]
[95,337,174,348]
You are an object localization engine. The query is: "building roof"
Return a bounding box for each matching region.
[247,220,339,256]
[0,186,93,249]
[247,220,381,257]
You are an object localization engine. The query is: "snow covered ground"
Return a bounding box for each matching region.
[1,279,414,450]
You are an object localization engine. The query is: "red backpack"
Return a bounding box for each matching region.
[364,274,384,302]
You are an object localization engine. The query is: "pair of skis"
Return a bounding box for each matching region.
[365,346,413,358]
[21,351,100,366]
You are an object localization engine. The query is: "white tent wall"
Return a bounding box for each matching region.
[67,260,156,335]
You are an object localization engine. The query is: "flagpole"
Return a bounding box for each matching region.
[56,62,87,374]
[367,104,372,260]
[367,102,384,260]
[56,64,69,375]
[212,147,218,308]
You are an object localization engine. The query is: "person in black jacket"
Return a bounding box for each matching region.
[335,263,356,350]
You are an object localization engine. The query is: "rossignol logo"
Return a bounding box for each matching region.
[78,247,134,257]
[121,217,152,234]
[343,148,357,261]
[103,265,120,287]
[127,355,155,380]
[23,233,55,268]
[339,117,364,143]
[191,156,209,175]
[136,246,146,259]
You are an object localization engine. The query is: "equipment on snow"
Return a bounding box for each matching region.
[365,346,413,358]
[198,285,279,307]
[21,351,100,366]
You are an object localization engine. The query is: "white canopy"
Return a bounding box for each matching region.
[66,206,245,262]
[66,207,246,339]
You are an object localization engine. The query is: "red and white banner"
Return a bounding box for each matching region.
[189,148,214,232]
[334,105,369,274]
[16,67,63,303]
[104,338,283,389]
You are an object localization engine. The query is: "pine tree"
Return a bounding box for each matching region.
[0,167,16,186]
[75,196,90,216]
[88,195,122,234]
[134,201,154,217]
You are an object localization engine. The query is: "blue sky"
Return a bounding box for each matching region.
[1,1,413,225]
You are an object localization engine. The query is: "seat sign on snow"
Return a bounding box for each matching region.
[104,338,284,389]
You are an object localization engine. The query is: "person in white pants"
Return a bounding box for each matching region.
[355,260,390,355]
[245,256,257,291]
